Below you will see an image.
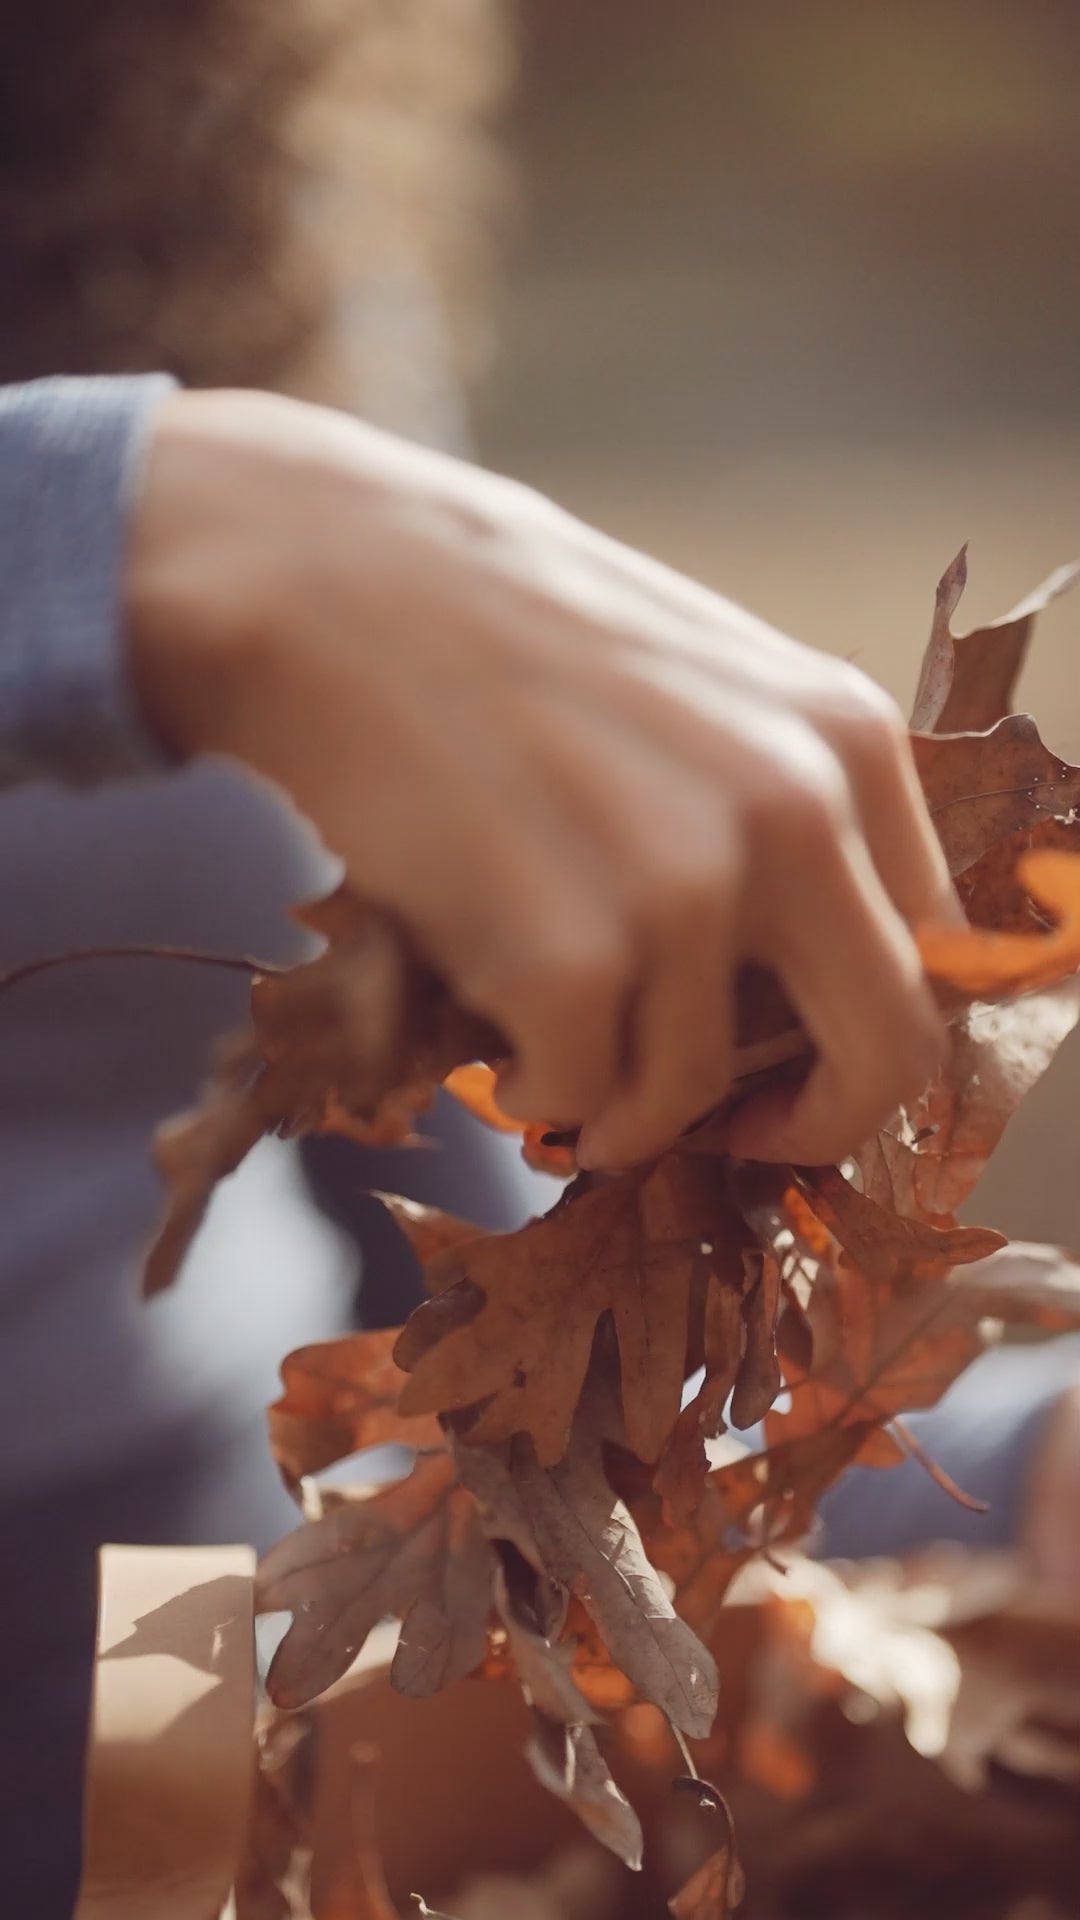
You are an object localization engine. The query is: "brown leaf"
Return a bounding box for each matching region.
[795,1165,1006,1283]
[737,1169,1008,1466]
[910,547,1079,734]
[765,1259,996,1465]
[143,1036,265,1297]
[275,890,496,1130]
[655,1269,744,1524]
[492,1561,599,1728]
[526,1712,644,1870]
[507,1398,719,1738]
[268,1328,444,1491]
[858,983,1080,1222]
[145,893,499,1295]
[730,1248,782,1431]
[919,848,1080,997]
[957,816,1080,934]
[637,1480,752,1644]
[912,718,1080,879]
[709,1424,879,1549]
[372,1193,487,1275]
[258,1450,494,1708]
[668,1795,745,1920]
[396,1158,730,1467]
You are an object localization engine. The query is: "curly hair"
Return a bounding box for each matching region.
[0,0,511,403]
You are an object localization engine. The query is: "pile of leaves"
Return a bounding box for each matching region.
[232,1549,1080,1920]
[147,551,1080,1919]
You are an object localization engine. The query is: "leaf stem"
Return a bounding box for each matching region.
[0,943,280,1002]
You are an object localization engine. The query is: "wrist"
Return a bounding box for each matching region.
[124,390,271,762]
[124,387,386,769]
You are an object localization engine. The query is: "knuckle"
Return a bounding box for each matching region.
[811,669,907,763]
[780,774,850,861]
[462,914,629,1022]
[741,731,852,859]
[529,927,629,1009]
[651,842,738,932]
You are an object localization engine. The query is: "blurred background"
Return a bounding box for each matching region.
[475,0,1080,1245]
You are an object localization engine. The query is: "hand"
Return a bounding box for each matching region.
[126,389,953,1170]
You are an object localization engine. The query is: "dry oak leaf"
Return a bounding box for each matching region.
[753,1172,1008,1465]
[670,1849,744,1920]
[371,1193,487,1276]
[258,1450,494,1709]
[396,1158,734,1468]
[561,1598,639,1714]
[263,890,497,1139]
[145,894,498,1296]
[527,1711,645,1870]
[668,1796,745,1920]
[857,981,1080,1224]
[765,1264,996,1466]
[144,1035,266,1298]
[506,1393,719,1738]
[635,1480,753,1644]
[919,848,1080,998]
[733,1164,1000,1464]
[641,1430,873,1642]
[655,1267,745,1525]
[957,816,1080,935]
[657,1240,783,1526]
[709,1423,880,1553]
[912,717,1080,880]
[910,547,1079,736]
[795,1165,1006,1285]
[268,1327,443,1491]
[492,1563,599,1730]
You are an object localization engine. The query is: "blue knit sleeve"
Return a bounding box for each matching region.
[0,374,176,785]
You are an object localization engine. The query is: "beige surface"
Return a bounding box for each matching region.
[76,1545,256,1920]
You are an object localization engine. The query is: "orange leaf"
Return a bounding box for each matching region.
[268,1327,443,1490]
[443,1063,522,1134]
[919,849,1080,997]
[445,1063,577,1176]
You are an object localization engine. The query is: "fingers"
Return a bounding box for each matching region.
[727,815,945,1166]
[805,667,960,927]
[455,715,946,1173]
[459,900,629,1131]
[576,863,738,1170]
